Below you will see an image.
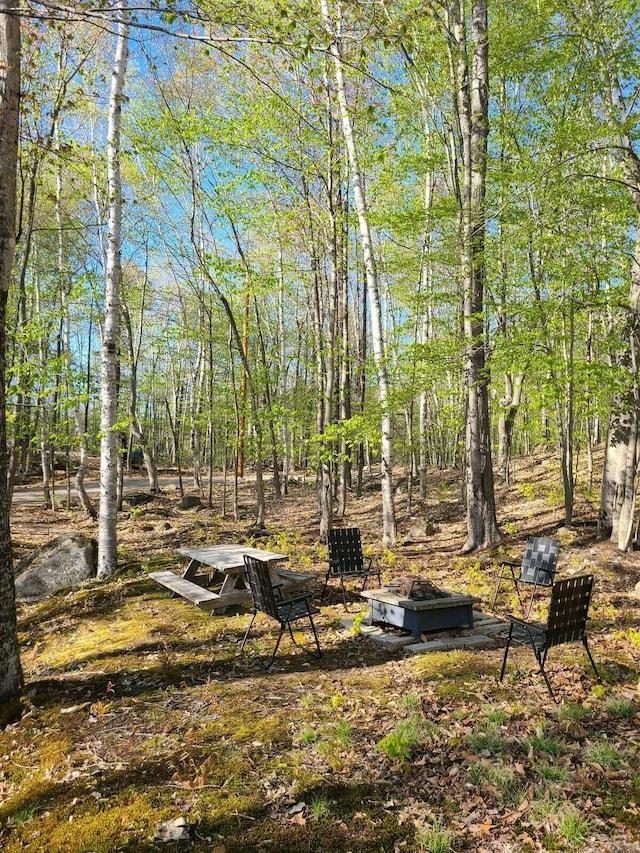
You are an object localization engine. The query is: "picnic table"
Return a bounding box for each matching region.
[150,544,315,614]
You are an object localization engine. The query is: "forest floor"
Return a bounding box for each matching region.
[1,452,639,852]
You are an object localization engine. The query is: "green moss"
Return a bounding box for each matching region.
[413,650,498,700]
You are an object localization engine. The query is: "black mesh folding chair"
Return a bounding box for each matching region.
[491,536,559,616]
[499,574,598,700]
[320,527,382,609]
[241,555,322,668]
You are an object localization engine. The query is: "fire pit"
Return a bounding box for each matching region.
[361,578,477,638]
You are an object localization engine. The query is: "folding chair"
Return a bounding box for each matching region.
[499,574,598,700]
[491,536,559,617]
[241,555,322,668]
[320,527,382,609]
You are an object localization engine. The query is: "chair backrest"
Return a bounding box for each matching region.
[520,536,559,586]
[545,574,594,648]
[327,528,364,576]
[244,555,279,620]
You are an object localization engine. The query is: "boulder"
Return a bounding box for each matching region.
[124,491,155,508]
[403,517,436,544]
[14,533,98,602]
[177,495,202,510]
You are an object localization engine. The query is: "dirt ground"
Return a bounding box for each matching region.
[2,453,640,852]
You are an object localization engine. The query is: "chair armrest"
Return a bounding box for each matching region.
[281,592,314,606]
[507,614,545,644]
[499,560,520,569]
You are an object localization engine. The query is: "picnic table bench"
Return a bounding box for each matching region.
[150,545,315,614]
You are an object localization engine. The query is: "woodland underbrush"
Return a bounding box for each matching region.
[1,455,639,852]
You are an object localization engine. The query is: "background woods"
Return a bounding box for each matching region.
[2,0,640,695]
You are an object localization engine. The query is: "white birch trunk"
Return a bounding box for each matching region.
[97,2,128,578]
[321,0,396,545]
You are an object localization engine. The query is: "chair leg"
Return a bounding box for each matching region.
[306,613,322,658]
[340,576,349,611]
[281,615,322,659]
[493,565,522,611]
[240,611,257,653]
[534,647,556,701]
[582,638,599,679]
[490,573,502,611]
[524,582,538,619]
[265,626,286,669]
[319,571,331,605]
[499,623,514,681]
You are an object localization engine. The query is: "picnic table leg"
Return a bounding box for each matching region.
[182,559,204,584]
[212,571,244,615]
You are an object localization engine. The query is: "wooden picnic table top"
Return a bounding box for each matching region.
[177,544,289,574]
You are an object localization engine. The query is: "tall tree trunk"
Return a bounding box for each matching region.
[595,62,640,548]
[97,2,128,578]
[236,279,249,478]
[337,184,351,518]
[0,0,23,712]
[497,374,525,483]
[321,0,396,545]
[450,0,500,553]
[276,233,290,495]
[122,300,159,493]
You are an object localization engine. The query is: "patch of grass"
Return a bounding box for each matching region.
[522,725,565,758]
[555,702,589,722]
[484,705,509,725]
[401,692,422,711]
[537,764,570,784]
[331,720,353,747]
[605,697,637,718]
[300,727,318,744]
[558,808,591,848]
[310,794,330,820]
[416,820,454,853]
[467,725,508,754]
[467,761,522,804]
[586,740,625,770]
[530,792,564,823]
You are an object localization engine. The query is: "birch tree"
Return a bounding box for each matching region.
[320,0,397,546]
[97,0,128,578]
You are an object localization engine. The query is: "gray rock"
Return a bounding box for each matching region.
[124,491,155,508]
[15,533,98,601]
[635,580,640,599]
[403,517,436,544]
[177,495,202,510]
